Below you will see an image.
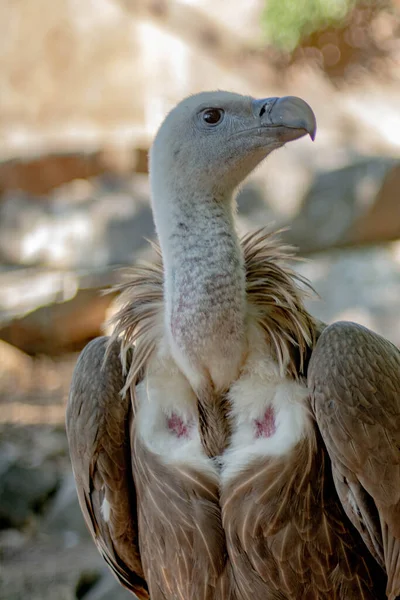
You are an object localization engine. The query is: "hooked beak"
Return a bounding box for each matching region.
[252,96,317,142]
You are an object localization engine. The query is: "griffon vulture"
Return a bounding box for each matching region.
[67,91,400,599]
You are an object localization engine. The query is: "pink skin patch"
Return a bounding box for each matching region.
[167,413,190,439]
[254,406,276,438]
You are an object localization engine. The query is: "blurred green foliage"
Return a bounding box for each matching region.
[262,0,358,51]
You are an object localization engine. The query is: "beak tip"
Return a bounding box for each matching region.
[308,117,317,141]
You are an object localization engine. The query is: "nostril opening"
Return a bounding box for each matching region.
[252,97,278,119]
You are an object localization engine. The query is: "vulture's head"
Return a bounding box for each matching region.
[150,90,316,197]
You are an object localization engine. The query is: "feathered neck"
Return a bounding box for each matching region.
[109,229,318,395]
[154,190,247,394]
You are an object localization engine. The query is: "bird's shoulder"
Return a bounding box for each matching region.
[308,320,400,422]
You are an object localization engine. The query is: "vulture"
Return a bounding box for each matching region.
[67,91,400,600]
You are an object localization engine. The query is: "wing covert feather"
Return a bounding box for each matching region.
[66,336,148,599]
[308,321,400,598]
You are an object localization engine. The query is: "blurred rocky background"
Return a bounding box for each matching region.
[0,0,399,598]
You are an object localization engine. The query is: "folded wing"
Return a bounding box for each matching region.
[309,321,400,598]
[66,336,148,599]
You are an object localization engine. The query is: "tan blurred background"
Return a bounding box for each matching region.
[0,1,399,598]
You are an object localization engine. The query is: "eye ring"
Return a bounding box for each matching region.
[201,108,224,126]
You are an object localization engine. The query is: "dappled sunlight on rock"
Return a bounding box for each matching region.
[20,214,93,265]
[0,269,80,316]
[0,175,153,269]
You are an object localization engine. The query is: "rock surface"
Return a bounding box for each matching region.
[296,242,400,346]
[83,572,135,600]
[0,462,59,528]
[0,421,104,600]
[44,473,90,542]
[0,174,153,269]
[0,538,104,600]
[288,158,400,253]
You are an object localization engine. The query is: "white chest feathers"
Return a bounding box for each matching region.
[134,334,311,480]
[221,364,310,482]
[134,357,209,469]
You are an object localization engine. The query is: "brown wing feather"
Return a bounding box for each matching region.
[221,429,386,599]
[131,428,227,600]
[66,336,149,599]
[308,321,400,598]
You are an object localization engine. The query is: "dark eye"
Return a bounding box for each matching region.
[202,108,224,126]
